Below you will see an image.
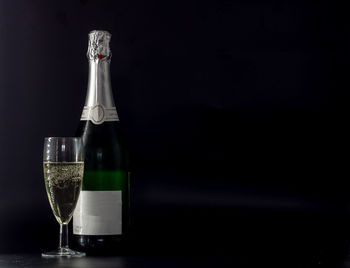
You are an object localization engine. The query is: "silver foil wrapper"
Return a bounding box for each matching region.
[87,30,112,62]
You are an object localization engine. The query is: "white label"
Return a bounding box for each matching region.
[80,104,119,125]
[73,191,122,235]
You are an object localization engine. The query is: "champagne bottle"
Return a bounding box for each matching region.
[73,30,129,255]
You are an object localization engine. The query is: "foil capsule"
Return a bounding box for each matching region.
[87,30,112,62]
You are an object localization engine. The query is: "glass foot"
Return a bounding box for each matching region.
[42,247,85,258]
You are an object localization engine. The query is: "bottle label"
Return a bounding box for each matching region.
[73,191,122,235]
[80,104,119,125]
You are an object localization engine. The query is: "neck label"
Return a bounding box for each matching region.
[81,104,119,124]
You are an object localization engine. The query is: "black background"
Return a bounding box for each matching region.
[0,0,349,266]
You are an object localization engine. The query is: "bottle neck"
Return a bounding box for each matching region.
[84,60,115,108]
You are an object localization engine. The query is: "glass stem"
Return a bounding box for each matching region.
[59,224,69,249]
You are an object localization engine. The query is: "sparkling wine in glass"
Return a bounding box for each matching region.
[42,137,85,257]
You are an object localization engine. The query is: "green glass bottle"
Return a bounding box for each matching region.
[73,30,129,255]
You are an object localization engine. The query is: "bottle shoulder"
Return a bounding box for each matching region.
[76,120,129,170]
[77,121,124,138]
[77,121,128,151]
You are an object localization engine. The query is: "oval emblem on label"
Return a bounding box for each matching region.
[91,105,105,125]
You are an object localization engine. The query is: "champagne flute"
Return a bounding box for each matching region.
[42,137,85,257]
